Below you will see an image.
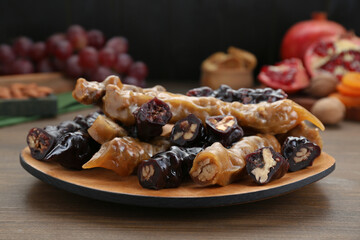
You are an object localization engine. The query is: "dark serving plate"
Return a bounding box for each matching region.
[20,147,335,208]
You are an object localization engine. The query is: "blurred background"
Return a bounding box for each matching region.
[0,0,359,82]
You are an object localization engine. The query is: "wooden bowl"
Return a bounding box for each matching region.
[201,68,254,89]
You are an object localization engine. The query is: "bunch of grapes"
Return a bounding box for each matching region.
[0,25,148,87]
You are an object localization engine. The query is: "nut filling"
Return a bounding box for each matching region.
[246,147,289,185]
[190,158,217,183]
[250,148,277,184]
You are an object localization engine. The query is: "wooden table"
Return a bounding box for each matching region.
[1,103,360,239]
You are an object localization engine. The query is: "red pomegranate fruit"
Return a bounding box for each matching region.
[281,12,346,60]
[258,58,310,93]
[304,33,360,80]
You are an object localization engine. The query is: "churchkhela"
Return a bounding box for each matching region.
[26,75,325,190]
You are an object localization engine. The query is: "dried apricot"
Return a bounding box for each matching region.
[337,83,360,97]
[342,72,360,90]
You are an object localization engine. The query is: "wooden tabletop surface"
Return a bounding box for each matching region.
[1,89,360,239]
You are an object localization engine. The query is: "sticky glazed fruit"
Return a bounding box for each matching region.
[304,33,360,80]
[281,136,321,172]
[246,147,289,185]
[257,58,310,93]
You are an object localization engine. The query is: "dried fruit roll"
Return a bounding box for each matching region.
[82,137,171,176]
[72,75,166,105]
[246,147,289,184]
[98,83,324,135]
[138,146,203,190]
[87,115,128,144]
[189,134,281,186]
[276,122,323,149]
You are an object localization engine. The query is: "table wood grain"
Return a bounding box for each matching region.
[1,107,360,239]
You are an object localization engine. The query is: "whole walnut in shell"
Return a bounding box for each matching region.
[306,73,338,98]
[311,97,345,125]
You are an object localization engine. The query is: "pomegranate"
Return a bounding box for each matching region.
[304,33,360,80]
[281,12,346,60]
[258,58,310,93]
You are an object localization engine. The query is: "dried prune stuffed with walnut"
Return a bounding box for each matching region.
[133,97,172,141]
[170,114,206,147]
[246,147,289,185]
[281,136,321,172]
[43,131,100,170]
[205,115,244,147]
[26,111,100,161]
[27,127,58,160]
[138,146,202,190]
[186,84,287,104]
[186,86,213,97]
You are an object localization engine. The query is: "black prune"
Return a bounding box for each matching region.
[27,111,101,161]
[73,111,101,130]
[138,146,202,190]
[281,136,321,172]
[170,114,206,147]
[186,86,213,97]
[186,85,287,104]
[246,147,289,185]
[133,97,172,141]
[205,115,244,147]
[43,131,100,170]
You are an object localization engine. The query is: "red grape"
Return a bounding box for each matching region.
[52,58,66,71]
[46,33,66,55]
[123,76,145,87]
[128,61,148,80]
[90,66,113,82]
[65,55,83,78]
[113,53,133,74]
[67,25,88,50]
[106,36,128,54]
[29,42,47,61]
[12,37,33,57]
[87,29,105,49]
[11,59,34,74]
[79,47,98,69]
[98,47,116,67]
[54,40,73,60]
[37,59,54,72]
[0,44,16,63]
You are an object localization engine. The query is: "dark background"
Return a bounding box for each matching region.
[0,0,359,82]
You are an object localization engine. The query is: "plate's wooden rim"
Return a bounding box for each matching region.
[19,147,336,208]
